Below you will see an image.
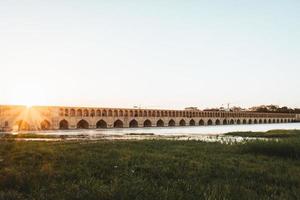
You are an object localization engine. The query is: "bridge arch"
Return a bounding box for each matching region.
[129,119,138,128]
[41,120,51,130]
[77,109,82,117]
[259,119,263,124]
[179,119,186,126]
[157,119,164,127]
[237,119,241,125]
[143,111,148,117]
[189,119,195,126]
[254,119,258,124]
[143,119,152,127]
[83,109,89,117]
[207,119,213,126]
[70,109,75,117]
[59,119,69,130]
[124,110,128,117]
[96,120,107,128]
[90,109,95,117]
[199,119,204,126]
[157,111,161,117]
[15,120,30,131]
[168,119,175,127]
[96,109,101,117]
[102,110,107,117]
[223,119,227,125]
[243,119,247,124]
[114,110,118,117]
[229,119,234,125]
[215,119,221,125]
[129,110,133,117]
[249,119,252,124]
[114,120,123,128]
[77,119,89,129]
[64,109,69,117]
[108,110,113,117]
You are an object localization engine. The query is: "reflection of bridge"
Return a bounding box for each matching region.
[0,105,297,131]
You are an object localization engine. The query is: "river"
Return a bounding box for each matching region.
[31,122,300,135]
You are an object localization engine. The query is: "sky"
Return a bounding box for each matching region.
[0,0,300,109]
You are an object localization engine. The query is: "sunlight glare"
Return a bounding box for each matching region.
[26,104,33,109]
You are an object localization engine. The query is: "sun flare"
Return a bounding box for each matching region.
[26,104,33,109]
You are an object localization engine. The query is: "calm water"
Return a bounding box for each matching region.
[6,123,300,142]
[35,122,300,136]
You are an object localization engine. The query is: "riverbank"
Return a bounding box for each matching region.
[1,130,300,199]
[225,129,300,138]
[1,129,300,142]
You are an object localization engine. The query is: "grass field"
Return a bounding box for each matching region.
[1,130,300,199]
[225,129,300,138]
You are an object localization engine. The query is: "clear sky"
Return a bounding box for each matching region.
[0,0,299,109]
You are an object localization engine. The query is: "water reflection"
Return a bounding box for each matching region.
[38,122,300,136]
[4,123,299,142]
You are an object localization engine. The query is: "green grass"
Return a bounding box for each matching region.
[225,130,300,159]
[225,129,300,138]
[1,136,300,199]
[239,139,300,159]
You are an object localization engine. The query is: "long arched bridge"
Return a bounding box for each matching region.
[0,105,298,131]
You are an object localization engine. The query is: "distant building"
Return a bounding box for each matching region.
[203,108,220,112]
[185,107,199,111]
[231,107,245,112]
[219,107,226,112]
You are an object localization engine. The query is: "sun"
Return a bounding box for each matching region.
[26,104,33,109]
[22,96,39,108]
[23,99,35,109]
[23,99,34,108]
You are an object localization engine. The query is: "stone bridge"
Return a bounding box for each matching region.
[0,105,297,131]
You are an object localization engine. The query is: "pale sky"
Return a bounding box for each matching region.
[0,0,300,109]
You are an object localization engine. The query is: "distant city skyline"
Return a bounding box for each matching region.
[1,0,300,109]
